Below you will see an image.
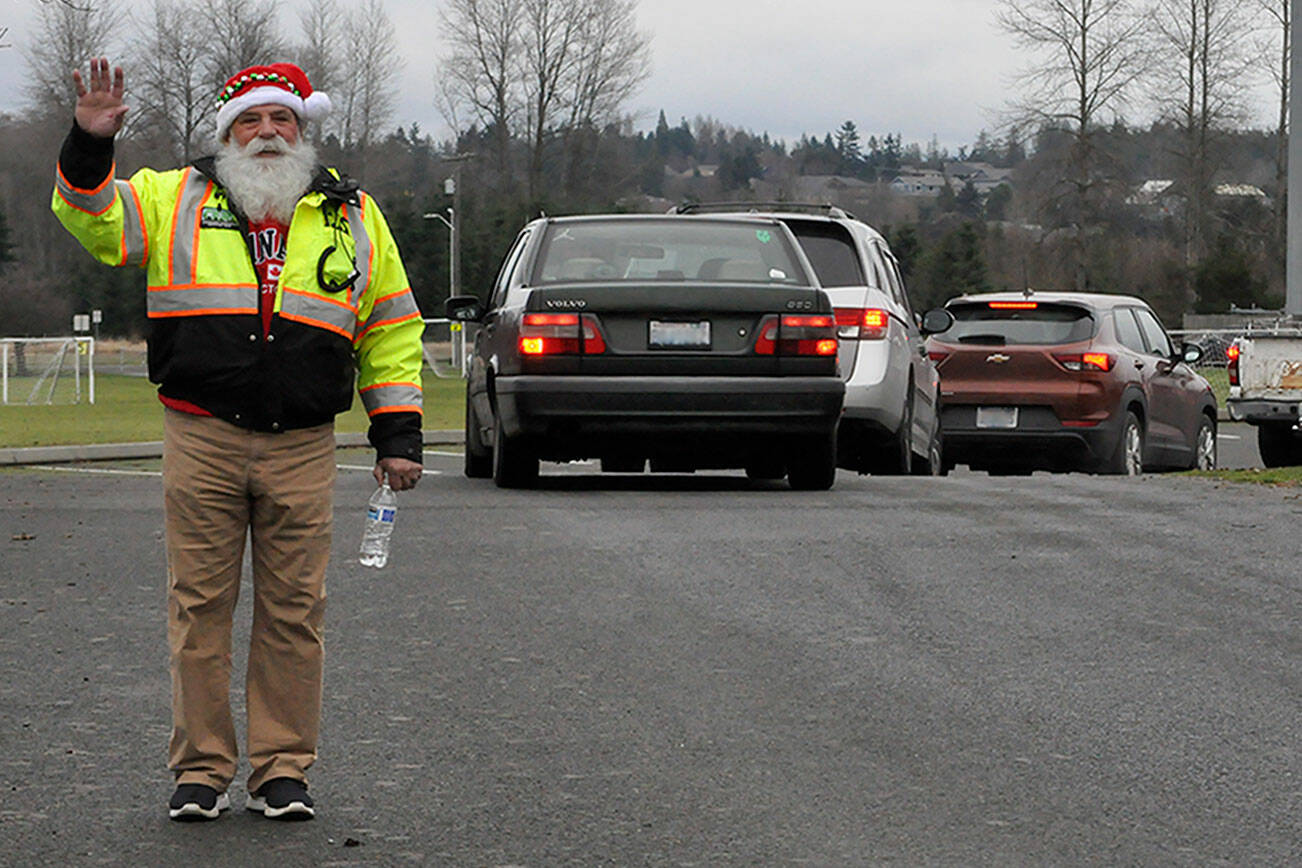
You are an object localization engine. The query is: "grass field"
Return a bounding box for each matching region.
[0,372,466,448]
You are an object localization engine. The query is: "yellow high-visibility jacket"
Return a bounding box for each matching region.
[52,139,424,461]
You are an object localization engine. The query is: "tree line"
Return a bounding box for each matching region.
[0,0,1290,338]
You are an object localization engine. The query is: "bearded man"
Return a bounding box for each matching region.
[52,59,425,822]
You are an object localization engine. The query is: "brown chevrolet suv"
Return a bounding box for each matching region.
[924,292,1218,475]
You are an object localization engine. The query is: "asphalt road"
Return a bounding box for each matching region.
[1,446,1298,865]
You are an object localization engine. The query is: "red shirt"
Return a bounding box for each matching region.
[159,217,289,417]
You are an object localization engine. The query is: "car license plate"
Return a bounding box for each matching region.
[976,406,1018,429]
[649,320,711,348]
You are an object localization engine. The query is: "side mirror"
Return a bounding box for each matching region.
[1180,342,1204,365]
[920,309,955,336]
[444,295,484,322]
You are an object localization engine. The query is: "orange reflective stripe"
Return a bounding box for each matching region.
[56,161,115,197]
[278,310,354,340]
[116,180,148,267]
[166,168,191,286]
[367,404,422,417]
[55,161,118,216]
[355,308,420,343]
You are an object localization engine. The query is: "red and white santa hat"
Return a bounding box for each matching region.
[214,62,331,140]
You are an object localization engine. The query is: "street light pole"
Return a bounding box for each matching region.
[422,208,454,299]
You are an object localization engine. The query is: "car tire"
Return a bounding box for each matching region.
[1190,415,1217,470]
[491,412,538,488]
[1101,411,1144,476]
[787,431,837,491]
[872,394,913,476]
[745,458,786,480]
[911,405,945,476]
[464,398,492,478]
[600,457,645,473]
[1256,422,1302,467]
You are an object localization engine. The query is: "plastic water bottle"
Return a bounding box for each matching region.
[359,483,396,568]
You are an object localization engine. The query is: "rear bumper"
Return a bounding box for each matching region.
[1226,398,1301,424]
[496,375,844,455]
[941,405,1124,469]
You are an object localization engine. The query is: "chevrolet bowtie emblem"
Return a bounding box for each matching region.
[986,354,1011,363]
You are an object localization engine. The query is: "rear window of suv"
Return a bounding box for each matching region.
[786,222,865,288]
[944,302,1096,345]
[532,219,810,285]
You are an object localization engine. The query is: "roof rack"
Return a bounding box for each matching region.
[669,201,857,220]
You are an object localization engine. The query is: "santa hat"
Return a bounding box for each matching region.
[214,63,331,140]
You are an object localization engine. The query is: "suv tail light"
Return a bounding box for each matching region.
[1054,352,1114,372]
[755,314,838,356]
[834,308,889,340]
[519,312,607,355]
[1227,343,1240,386]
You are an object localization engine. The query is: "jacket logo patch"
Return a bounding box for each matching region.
[200,207,240,230]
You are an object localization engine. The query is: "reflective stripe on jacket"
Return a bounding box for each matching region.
[52,155,424,460]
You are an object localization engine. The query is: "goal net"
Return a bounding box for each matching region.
[1,337,96,405]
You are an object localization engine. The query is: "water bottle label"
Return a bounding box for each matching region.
[380,508,396,522]
[367,507,380,521]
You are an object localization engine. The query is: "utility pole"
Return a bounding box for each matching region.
[1289,0,1302,314]
[442,152,475,297]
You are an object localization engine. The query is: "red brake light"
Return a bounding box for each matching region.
[1054,352,1113,372]
[1226,344,1240,362]
[1227,343,1240,386]
[834,308,889,340]
[989,301,1039,310]
[755,314,839,356]
[519,312,606,355]
[927,350,950,363]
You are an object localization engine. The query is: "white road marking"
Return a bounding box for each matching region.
[336,465,443,475]
[1217,434,1242,441]
[423,450,463,458]
[31,465,161,477]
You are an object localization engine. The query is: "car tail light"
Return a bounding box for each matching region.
[1054,352,1114,372]
[989,301,1038,310]
[1227,343,1240,386]
[519,312,607,355]
[927,350,950,363]
[755,314,839,356]
[834,308,889,340]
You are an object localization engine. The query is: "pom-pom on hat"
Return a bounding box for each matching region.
[214,62,331,140]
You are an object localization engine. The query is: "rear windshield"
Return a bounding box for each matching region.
[532,219,810,285]
[787,222,865,287]
[944,302,1096,345]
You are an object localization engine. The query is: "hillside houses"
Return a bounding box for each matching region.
[889,161,1015,198]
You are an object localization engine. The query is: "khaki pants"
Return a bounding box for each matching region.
[162,409,336,793]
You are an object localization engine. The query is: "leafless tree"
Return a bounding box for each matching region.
[997,0,1149,290]
[519,0,584,199]
[558,0,651,192]
[129,0,212,163]
[333,0,402,163]
[561,0,650,131]
[294,0,345,145]
[437,0,524,179]
[198,0,286,94]
[1252,0,1289,248]
[22,0,118,119]
[1147,0,1255,278]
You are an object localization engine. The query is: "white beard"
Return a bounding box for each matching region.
[213,134,317,224]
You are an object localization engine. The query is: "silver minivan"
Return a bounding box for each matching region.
[674,203,951,474]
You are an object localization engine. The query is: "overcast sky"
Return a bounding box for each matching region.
[0,0,1277,150]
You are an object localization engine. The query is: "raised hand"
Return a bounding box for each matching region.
[73,57,127,139]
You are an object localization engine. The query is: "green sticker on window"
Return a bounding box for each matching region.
[756,230,772,244]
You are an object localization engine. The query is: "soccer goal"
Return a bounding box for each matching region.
[0,337,95,405]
